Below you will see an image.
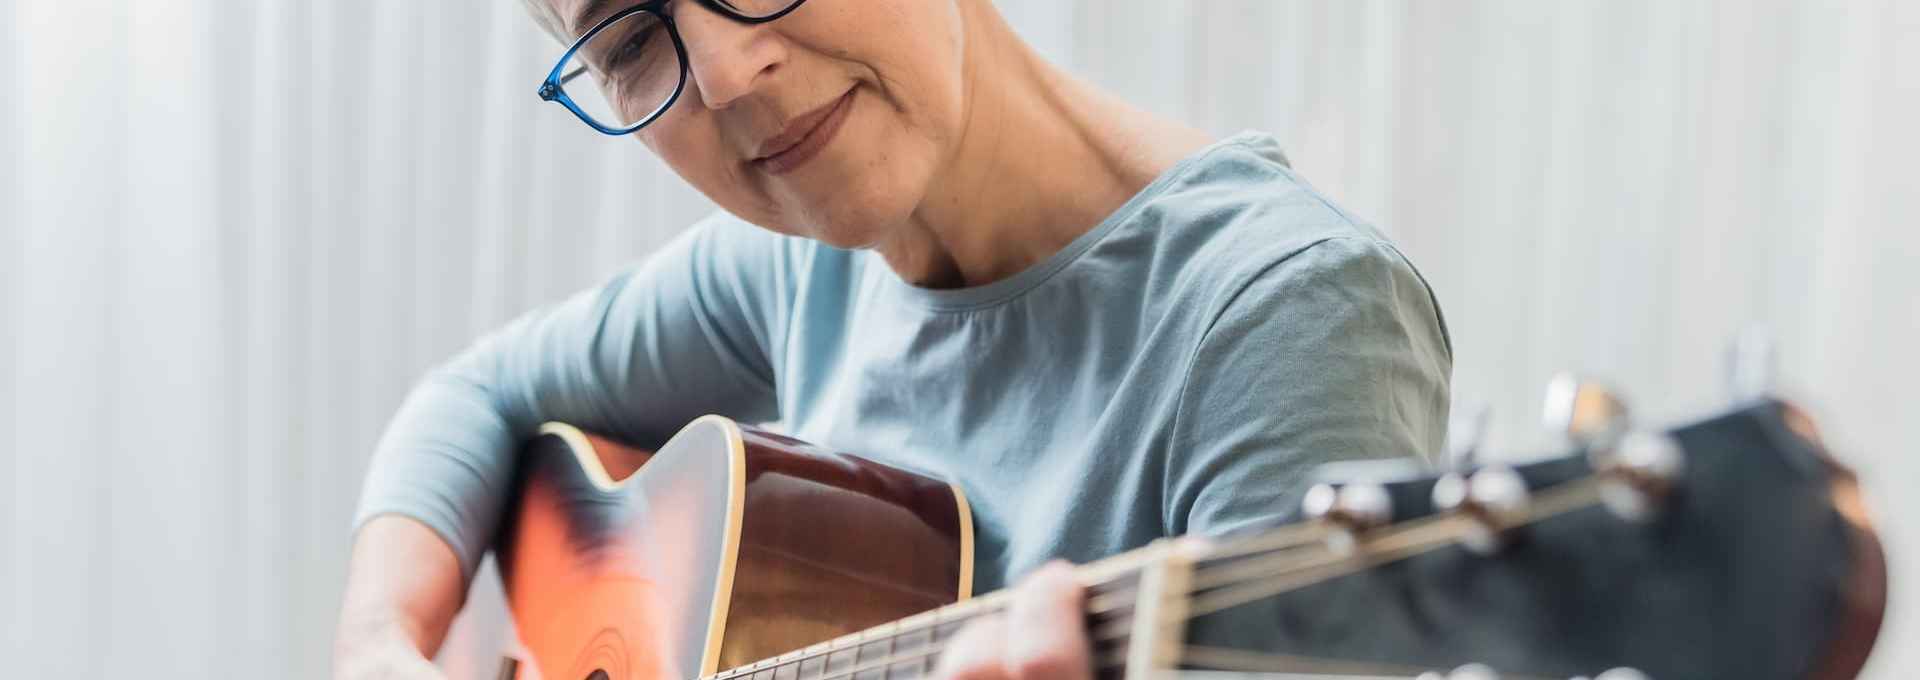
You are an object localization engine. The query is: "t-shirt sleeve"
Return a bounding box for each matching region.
[1164,236,1453,539]
[352,214,793,581]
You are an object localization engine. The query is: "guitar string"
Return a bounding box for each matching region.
[1185,479,1600,618]
[733,644,1482,680]
[711,530,1330,680]
[729,634,1440,680]
[1082,472,1599,628]
[753,632,1550,680]
[713,477,1602,680]
[799,475,1592,680]
[1178,645,1447,677]
[714,524,1336,680]
[1094,478,1603,642]
[717,476,1606,680]
[1176,645,1561,680]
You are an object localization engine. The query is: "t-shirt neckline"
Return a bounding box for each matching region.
[872,130,1284,312]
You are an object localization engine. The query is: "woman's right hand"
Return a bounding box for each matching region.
[332,515,467,680]
[332,635,447,680]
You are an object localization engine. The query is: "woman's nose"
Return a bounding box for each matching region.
[675,3,786,110]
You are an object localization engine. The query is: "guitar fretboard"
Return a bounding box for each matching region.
[709,544,1177,680]
[715,605,977,680]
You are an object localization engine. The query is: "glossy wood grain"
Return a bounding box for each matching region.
[719,428,970,670]
[496,417,969,680]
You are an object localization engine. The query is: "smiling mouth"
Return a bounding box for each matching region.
[752,88,857,176]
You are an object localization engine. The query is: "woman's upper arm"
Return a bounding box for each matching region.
[352,214,795,580]
[1163,236,1453,538]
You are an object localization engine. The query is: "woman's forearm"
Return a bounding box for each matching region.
[333,515,466,671]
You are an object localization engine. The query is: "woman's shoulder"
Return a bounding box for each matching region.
[1125,131,1423,311]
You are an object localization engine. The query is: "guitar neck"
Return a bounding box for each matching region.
[706,466,1634,680]
[706,538,1207,680]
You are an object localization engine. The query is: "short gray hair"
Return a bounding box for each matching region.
[517,0,568,44]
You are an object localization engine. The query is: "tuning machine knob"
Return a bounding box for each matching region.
[1573,669,1651,680]
[1430,665,1645,680]
[1430,665,1647,680]
[1302,482,1392,556]
[1542,373,1630,449]
[1416,663,1502,680]
[1590,431,1685,522]
[1431,465,1530,555]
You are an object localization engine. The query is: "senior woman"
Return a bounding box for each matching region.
[333,0,1452,678]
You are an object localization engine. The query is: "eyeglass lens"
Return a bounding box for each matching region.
[555,1,808,131]
[562,10,682,129]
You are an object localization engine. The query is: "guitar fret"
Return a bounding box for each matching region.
[717,587,1028,680]
[826,646,858,677]
[882,629,904,680]
[931,616,968,644]
[898,624,932,647]
[799,651,828,680]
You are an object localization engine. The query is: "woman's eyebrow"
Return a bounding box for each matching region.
[569,0,620,37]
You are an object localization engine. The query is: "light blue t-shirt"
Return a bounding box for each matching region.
[355,131,1451,629]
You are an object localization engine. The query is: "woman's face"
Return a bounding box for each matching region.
[549,0,972,249]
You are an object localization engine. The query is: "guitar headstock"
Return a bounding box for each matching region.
[1181,396,1887,679]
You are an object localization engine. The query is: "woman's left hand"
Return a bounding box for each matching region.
[932,560,1093,680]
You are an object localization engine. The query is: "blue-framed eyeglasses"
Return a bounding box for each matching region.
[538,0,811,136]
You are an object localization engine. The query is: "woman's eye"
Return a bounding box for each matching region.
[607,26,659,70]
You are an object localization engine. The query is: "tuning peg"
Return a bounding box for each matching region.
[1542,373,1630,448]
[1416,666,1497,680]
[1446,664,1501,680]
[1595,669,1650,680]
[1445,402,1492,471]
[1572,669,1652,680]
[1725,327,1776,404]
[1303,482,1392,556]
[1432,466,1531,555]
[1590,431,1685,522]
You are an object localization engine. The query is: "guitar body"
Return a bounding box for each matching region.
[497,415,974,680]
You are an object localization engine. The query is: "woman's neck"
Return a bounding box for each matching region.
[873,1,1212,290]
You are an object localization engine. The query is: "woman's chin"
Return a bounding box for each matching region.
[771,183,927,250]
[791,215,896,251]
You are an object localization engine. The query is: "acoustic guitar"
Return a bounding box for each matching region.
[490,390,1886,680]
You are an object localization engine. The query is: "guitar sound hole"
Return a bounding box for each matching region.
[586,671,609,680]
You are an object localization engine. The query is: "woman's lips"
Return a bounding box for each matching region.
[753,88,856,176]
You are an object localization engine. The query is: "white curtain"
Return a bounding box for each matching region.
[4,1,1915,677]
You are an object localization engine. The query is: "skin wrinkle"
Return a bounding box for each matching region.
[932,6,1007,291]
[569,0,619,39]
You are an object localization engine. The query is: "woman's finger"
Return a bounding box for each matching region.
[1003,561,1093,680]
[933,613,1011,680]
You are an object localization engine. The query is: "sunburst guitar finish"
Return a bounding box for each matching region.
[496,416,974,680]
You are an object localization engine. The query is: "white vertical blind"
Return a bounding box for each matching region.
[1,0,20,670]
[3,1,1915,677]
